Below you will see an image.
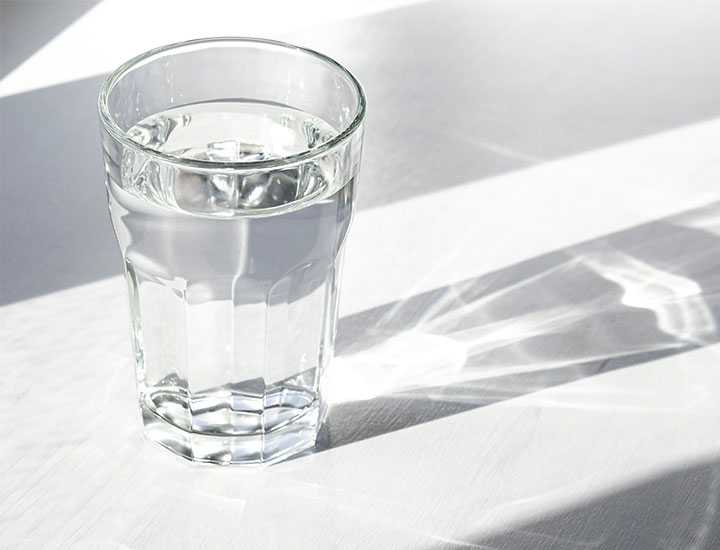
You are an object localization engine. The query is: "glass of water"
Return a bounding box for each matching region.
[98,38,365,465]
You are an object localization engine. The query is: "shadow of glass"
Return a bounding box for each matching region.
[458,458,720,549]
[0,0,101,78]
[315,202,720,450]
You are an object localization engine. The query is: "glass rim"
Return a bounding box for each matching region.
[97,36,366,172]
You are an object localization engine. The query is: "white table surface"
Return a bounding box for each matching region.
[3,1,720,548]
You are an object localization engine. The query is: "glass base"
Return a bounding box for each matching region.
[140,402,320,465]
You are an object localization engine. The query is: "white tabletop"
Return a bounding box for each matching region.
[3,0,720,548]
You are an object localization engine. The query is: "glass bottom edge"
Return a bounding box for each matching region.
[140,402,320,465]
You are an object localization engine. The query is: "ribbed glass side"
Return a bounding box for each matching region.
[109,177,354,464]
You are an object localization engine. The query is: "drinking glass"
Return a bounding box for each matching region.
[98,38,365,465]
